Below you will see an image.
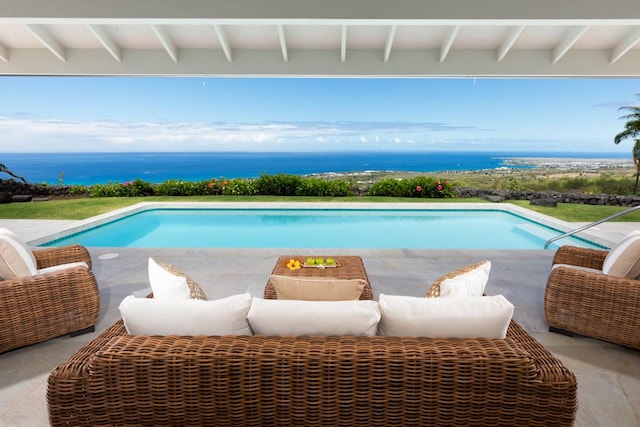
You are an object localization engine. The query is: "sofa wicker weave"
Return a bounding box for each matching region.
[47,299,577,426]
[0,244,100,353]
[545,245,640,350]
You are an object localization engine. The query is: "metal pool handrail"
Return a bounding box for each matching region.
[544,205,640,249]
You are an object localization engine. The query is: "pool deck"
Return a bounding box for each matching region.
[1,209,639,426]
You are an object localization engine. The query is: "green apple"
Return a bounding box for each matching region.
[326,257,335,265]
[315,257,324,265]
[306,257,316,265]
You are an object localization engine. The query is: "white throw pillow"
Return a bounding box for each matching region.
[0,232,37,279]
[378,294,514,339]
[119,293,253,336]
[148,257,207,300]
[602,234,640,278]
[247,297,380,337]
[426,261,491,298]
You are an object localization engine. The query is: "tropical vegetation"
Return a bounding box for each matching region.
[614,93,640,194]
[72,174,455,198]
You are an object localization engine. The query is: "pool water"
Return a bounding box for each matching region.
[43,208,603,250]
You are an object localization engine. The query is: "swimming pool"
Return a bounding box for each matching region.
[41,204,604,250]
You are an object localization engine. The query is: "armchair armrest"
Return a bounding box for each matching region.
[544,266,640,349]
[0,266,100,353]
[552,245,608,270]
[34,244,92,270]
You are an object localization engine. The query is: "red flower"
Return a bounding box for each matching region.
[437,184,443,191]
[416,186,422,192]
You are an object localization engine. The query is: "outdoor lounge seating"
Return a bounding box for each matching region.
[47,261,578,427]
[544,243,640,350]
[0,229,100,353]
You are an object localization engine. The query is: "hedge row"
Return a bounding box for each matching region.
[71,174,455,198]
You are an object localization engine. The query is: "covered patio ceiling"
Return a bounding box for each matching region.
[1,0,640,78]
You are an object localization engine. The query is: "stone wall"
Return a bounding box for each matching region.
[0,179,73,202]
[454,187,640,207]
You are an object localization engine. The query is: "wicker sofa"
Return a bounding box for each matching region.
[545,245,640,350]
[0,244,100,353]
[48,301,577,426]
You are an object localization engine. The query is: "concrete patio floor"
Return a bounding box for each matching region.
[0,218,639,426]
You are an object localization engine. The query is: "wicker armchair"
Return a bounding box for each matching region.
[544,245,640,350]
[0,245,100,353]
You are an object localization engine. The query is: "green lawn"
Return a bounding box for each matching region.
[2,196,640,223]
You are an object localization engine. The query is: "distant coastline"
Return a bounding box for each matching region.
[503,157,633,170]
[1,151,632,185]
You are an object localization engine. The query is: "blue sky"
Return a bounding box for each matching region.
[1,76,638,153]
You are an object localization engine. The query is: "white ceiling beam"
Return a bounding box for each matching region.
[87,24,121,62]
[552,25,588,64]
[213,24,232,62]
[24,24,66,61]
[4,48,640,77]
[497,25,525,62]
[383,24,397,63]
[277,24,288,62]
[610,27,640,63]
[341,24,347,63]
[0,43,8,62]
[151,24,178,62]
[440,25,460,63]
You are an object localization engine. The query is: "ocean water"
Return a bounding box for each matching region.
[0,151,629,186]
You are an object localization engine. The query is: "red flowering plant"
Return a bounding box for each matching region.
[413,177,454,198]
[367,176,455,198]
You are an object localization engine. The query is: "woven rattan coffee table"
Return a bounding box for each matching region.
[264,255,373,300]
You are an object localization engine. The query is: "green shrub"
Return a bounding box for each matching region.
[69,185,89,196]
[368,178,407,197]
[368,176,454,198]
[295,177,355,196]
[154,179,208,196]
[594,174,635,195]
[87,179,154,197]
[205,178,228,195]
[255,174,302,196]
[220,178,256,196]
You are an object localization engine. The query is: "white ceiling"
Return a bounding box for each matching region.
[1,0,640,77]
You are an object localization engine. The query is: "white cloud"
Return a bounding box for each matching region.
[0,116,621,153]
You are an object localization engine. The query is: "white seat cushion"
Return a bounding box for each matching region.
[551,263,602,274]
[247,298,380,336]
[602,234,640,278]
[119,293,252,336]
[378,294,514,339]
[37,261,89,275]
[0,232,37,279]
